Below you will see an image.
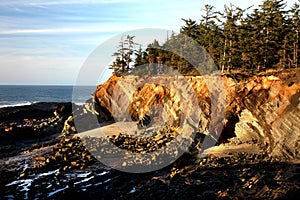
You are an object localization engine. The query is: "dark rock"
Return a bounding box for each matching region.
[0,102,74,140]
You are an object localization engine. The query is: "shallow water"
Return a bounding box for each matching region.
[4,168,110,199]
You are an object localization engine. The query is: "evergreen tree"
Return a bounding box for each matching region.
[289,3,300,68]
[181,19,199,40]
[112,0,300,77]
[258,0,287,69]
[221,4,245,72]
[198,4,222,64]
[109,35,137,76]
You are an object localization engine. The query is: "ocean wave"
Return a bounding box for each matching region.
[0,101,88,108]
[0,102,37,108]
[73,102,86,106]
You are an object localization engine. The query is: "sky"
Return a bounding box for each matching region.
[0,0,298,85]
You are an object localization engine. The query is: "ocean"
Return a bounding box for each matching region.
[0,85,97,108]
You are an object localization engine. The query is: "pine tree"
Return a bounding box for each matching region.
[239,10,255,71]
[113,0,300,77]
[221,4,245,72]
[290,3,300,68]
[109,35,137,76]
[197,5,223,70]
[181,19,199,40]
[258,0,287,69]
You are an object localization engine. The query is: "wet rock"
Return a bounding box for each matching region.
[62,116,77,135]
[0,102,74,140]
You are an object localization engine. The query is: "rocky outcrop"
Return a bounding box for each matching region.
[0,102,74,140]
[94,75,226,141]
[233,74,300,160]
[1,70,299,200]
[94,76,121,118]
[93,69,300,160]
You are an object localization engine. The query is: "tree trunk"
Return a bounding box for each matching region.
[227,39,232,72]
[221,39,227,73]
[294,30,299,68]
[283,37,287,69]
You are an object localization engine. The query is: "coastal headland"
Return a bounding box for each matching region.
[1,69,300,199]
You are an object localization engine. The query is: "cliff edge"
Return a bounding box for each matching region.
[93,69,300,160]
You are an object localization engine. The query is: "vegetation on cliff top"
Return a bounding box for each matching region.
[110,0,300,77]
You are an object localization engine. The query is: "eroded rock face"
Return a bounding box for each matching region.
[92,70,300,160]
[94,76,122,115]
[235,109,266,144]
[234,75,300,160]
[94,76,225,136]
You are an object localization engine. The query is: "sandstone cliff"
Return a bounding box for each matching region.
[93,69,300,160]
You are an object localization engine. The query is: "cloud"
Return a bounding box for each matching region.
[31,0,137,6]
[0,55,84,85]
[0,0,254,85]
[0,0,137,6]
[0,25,178,35]
[0,25,133,35]
[0,54,113,85]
